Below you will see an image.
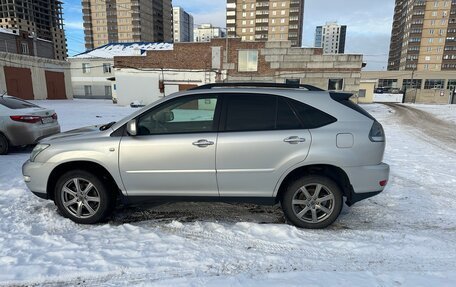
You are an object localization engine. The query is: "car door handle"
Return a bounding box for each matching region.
[284,136,306,144]
[192,139,214,147]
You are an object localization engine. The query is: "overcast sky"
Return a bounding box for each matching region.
[63,0,395,70]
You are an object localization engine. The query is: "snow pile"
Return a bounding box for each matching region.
[0,100,455,286]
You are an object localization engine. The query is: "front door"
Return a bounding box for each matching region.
[119,94,220,196]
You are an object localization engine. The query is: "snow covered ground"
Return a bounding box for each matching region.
[0,99,455,286]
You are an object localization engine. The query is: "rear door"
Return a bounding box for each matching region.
[216,94,312,197]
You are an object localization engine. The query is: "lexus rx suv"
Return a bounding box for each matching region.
[22,83,389,229]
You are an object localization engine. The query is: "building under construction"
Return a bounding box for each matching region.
[0,0,67,60]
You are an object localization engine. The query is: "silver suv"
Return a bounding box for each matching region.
[22,83,389,229]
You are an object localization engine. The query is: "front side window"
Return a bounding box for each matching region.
[137,95,218,135]
[238,50,258,72]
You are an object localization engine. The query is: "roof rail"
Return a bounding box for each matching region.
[190,82,325,91]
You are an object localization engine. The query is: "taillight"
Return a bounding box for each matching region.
[52,113,58,120]
[369,121,385,142]
[10,115,42,124]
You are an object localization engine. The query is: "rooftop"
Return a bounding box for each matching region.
[70,42,174,59]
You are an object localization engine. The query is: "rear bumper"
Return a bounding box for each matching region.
[7,123,60,146]
[343,163,390,205]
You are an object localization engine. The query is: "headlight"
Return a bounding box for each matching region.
[30,144,50,162]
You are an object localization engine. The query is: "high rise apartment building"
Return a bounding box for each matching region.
[173,7,194,43]
[388,0,456,71]
[315,22,347,54]
[226,0,304,47]
[82,0,172,50]
[0,0,67,60]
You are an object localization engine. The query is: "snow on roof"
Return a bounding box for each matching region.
[70,42,174,59]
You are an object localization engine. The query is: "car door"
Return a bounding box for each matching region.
[216,93,312,198]
[119,94,220,196]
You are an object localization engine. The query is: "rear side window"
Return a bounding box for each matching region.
[287,98,337,129]
[225,94,276,131]
[223,94,303,132]
[0,97,39,109]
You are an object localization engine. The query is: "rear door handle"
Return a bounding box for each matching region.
[192,139,214,148]
[284,136,306,144]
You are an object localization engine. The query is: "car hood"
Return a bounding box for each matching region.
[41,125,106,143]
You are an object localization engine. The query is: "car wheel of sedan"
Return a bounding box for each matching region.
[282,175,343,229]
[0,134,9,155]
[54,170,114,224]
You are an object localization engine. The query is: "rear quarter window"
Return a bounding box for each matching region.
[0,97,39,109]
[287,98,337,129]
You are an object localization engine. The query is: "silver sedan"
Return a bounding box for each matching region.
[0,95,60,154]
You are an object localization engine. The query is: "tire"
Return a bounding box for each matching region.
[0,133,9,155]
[54,170,115,224]
[281,175,343,229]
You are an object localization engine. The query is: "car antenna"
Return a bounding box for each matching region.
[0,90,6,97]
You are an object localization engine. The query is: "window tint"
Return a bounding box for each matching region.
[0,97,39,109]
[225,94,276,131]
[277,97,302,130]
[137,96,218,135]
[288,98,337,129]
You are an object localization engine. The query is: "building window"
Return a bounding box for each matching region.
[424,79,445,89]
[105,85,112,97]
[446,79,456,90]
[402,79,422,90]
[103,63,112,73]
[378,79,398,89]
[358,89,366,98]
[328,79,344,91]
[84,85,92,96]
[21,43,29,55]
[238,50,258,72]
[82,63,90,74]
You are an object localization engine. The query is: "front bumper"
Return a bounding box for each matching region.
[22,160,56,199]
[343,162,390,206]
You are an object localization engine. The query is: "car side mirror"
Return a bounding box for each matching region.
[126,119,137,136]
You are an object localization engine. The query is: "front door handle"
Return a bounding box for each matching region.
[284,136,306,144]
[192,139,214,148]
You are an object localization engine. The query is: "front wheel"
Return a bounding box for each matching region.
[54,170,115,224]
[281,175,343,229]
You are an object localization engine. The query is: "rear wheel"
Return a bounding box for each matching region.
[54,170,115,224]
[0,134,9,155]
[281,175,343,229]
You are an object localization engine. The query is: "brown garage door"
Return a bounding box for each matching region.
[4,66,34,100]
[45,71,66,99]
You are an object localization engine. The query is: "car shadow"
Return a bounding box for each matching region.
[108,202,287,225]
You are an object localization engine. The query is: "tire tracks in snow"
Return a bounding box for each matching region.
[382,103,456,153]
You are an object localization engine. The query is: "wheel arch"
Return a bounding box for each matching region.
[46,161,121,201]
[275,164,352,204]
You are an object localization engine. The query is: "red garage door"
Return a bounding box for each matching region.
[45,71,67,99]
[4,66,34,100]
